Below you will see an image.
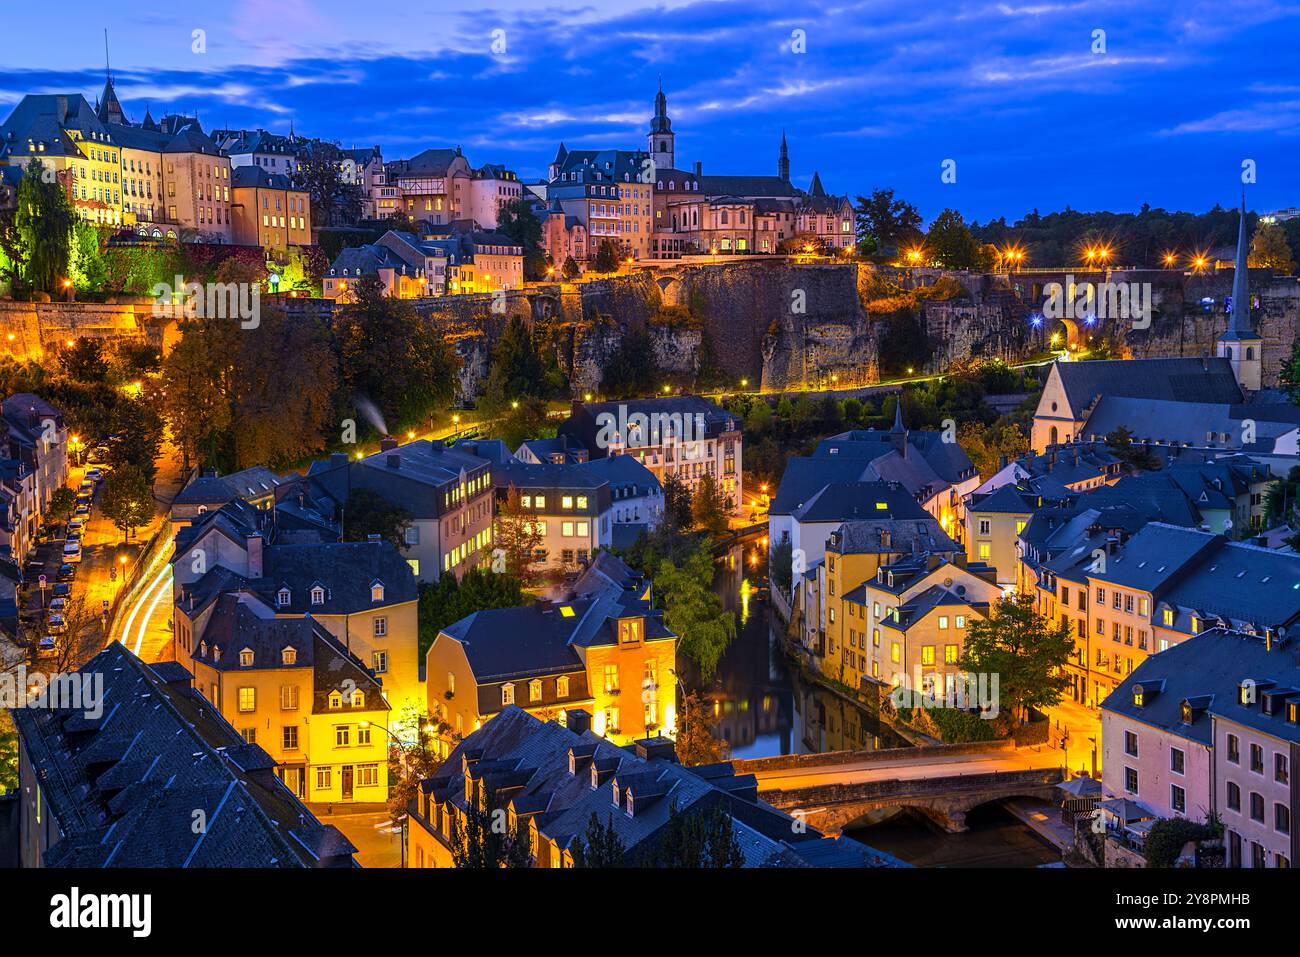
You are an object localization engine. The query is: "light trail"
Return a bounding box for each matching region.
[134,566,172,657]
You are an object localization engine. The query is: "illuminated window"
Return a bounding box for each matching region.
[559,605,575,618]
[502,683,515,706]
[238,687,256,712]
[557,676,569,697]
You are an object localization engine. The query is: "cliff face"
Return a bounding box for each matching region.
[4,263,1297,399]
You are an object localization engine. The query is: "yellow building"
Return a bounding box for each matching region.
[964,483,1044,589]
[186,594,390,802]
[425,553,676,748]
[231,165,312,249]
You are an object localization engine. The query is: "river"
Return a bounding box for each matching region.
[683,543,1061,868]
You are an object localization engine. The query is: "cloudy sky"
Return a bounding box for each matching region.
[4,0,1297,222]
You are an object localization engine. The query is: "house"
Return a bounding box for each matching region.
[425,553,673,746]
[9,641,357,867]
[230,165,312,248]
[186,593,391,802]
[493,460,614,572]
[170,464,283,527]
[406,704,906,868]
[1102,627,1300,868]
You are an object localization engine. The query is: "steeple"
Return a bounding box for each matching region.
[97,28,127,125]
[779,131,790,184]
[1216,193,1262,392]
[647,81,675,171]
[809,170,826,197]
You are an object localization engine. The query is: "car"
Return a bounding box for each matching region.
[48,596,66,612]
[87,446,108,464]
[36,636,57,657]
[68,519,83,532]
[23,560,44,578]
[46,613,67,633]
[57,564,76,582]
[52,583,70,598]
[79,480,94,493]
[74,504,90,517]
[85,468,103,482]
[62,543,82,563]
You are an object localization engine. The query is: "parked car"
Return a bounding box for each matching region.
[74,504,91,517]
[36,636,57,657]
[52,583,70,598]
[47,613,67,633]
[57,563,76,582]
[79,480,94,493]
[62,542,82,563]
[85,468,103,482]
[87,446,109,465]
[48,596,66,612]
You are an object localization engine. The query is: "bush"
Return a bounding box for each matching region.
[1144,816,1223,868]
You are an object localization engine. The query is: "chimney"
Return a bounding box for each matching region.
[386,453,400,469]
[246,533,264,578]
[536,597,554,613]
[694,160,702,177]
[379,436,398,452]
[566,709,591,735]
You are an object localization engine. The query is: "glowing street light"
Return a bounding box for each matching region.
[1163,252,1177,268]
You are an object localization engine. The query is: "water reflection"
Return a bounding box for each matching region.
[676,544,910,759]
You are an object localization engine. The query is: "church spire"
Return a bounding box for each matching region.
[1216,192,1262,392]
[97,28,127,125]
[1228,192,1253,336]
[778,130,790,184]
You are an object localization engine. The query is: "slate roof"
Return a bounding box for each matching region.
[173,466,283,506]
[9,642,356,867]
[421,705,905,867]
[791,480,930,524]
[1053,358,1244,414]
[232,165,295,190]
[1081,396,1298,451]
[1103,628,1300,748]
[826,516,960,557]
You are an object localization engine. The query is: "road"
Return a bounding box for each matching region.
[750,746,1064,792]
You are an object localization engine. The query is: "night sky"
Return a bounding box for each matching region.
[4,0,1298,223]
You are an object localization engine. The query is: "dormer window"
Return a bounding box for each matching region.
[569,752,577,775]
[611,780,620,808]
[557,675,569,698]
[239,648,254,667]
[352,690,365,708]
[626,791,635,818]
[502,683,515,706]
[199,640,208,657]
[282,646,297,665]
[618,619,642,644]
[1133,687,1145,707]
[311,586,325,606]
[277,588,291,607]
[328,691,342,709]
[371,581,384,602]
[590,764,599,789]
[529,679,543,702]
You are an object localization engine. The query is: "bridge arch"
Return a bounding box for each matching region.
[656,275,685,307]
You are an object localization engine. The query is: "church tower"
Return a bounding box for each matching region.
[647,81,675,172]
[1217,195,1263,393]
[778,131,790,184]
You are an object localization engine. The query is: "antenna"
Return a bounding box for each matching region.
[104,28,111,81]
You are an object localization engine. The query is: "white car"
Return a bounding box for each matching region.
[85,468,103,482]
[74,504,90,517]
[62,542,82,563]
[47,614,67,633]
[49,596,66,612]
[36,636,57,656]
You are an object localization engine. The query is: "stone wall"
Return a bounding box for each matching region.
[0,298,164,361]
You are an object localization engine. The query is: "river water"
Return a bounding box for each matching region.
[683,544,1061,868]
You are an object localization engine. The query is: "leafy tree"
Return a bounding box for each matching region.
[69,221,108,292]
[343,488,412,549]
[493,485,545,586]
[1105,425,1161,471]
[1280,339,1300,405]
[450,783,532,868]
[481,315,546,408]
[1144,813,1224,868]
[854,187,923,257]
[104,397,164,484]
[561,256,580,280]
[692,472,729,536]
[925,208,987,270]
[385,703,448,824]
[674,691,731,767]
[1249,223,1295,273]
[14,159,76,293]
[495,198,547,280]
[770,540,793,595]
[600,325,661,399]
[957,592,1073,730]
[60,337,109,383]
[417,566,527,658]
[959,418,1029,480]
[491,396,554,451]
[46,486,78,524]
[100,464,154,543]
[0,718,16,794]
[571,812,627,867]
[592,239,622,273]
[654,544,736,682]
[640,801,743,868]
[661,474,694,530]
[161,316,235,472]
[292,140,363,227]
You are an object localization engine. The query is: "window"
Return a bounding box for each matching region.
[1227,781,1241,811]
[1227,734,1240,764]
[240,728,257,744]
[921,645,935,665]
[372,650,387,673]
[1170,747,1185,775]
[1250,743,1264,774]
[529,679,543,702]
[944,644,958,664]
[373,617,387,637]
[955,616,966,629]
[358,764,380,788]
[562,496,573,509]
[336,726,351,747]
[329,691,343,709]
[358,724,371,746]
[603,665,620,693]
[371,582,385,602]
[238,687,256,712]
[502,683,515,706]
[283,725,299,750]
[576,496,588,509]
[351,689,365,708]
[239,648,254,667]
[316,767,331,790]
[1171,784,1186,813]
[1276,753,1289,785]
[1250,792,1265,823]
[281,646,296,666]
[938,616,949,630]
[1124,767,1138,793]
[1124,731,1138,757]
[1277,803,1291,835]
[405,526,420,545]
[311,586,325,605]
[557,675,569,698]
[890,642,900,663]
[280,685,299,710]
[618,620,642,644]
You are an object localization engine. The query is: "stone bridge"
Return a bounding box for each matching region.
[759,766,1064,834]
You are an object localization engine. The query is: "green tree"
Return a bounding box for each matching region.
[343,488,412,550]
[925,208,985,270]
[692,472,729,536]
[592,239,621,273]
[15,159,76,293]
[1249,223,1295,273]
[495,197,548,280]
[481,315,545,408]
[418,566,527,658]
[957,592,1073,730]
[600,325,661,399]
[493,485,545,587]
[60,337,109,383]
[770,540,793,595]
[854,187,923,257]
[654,544,736,682]
[661,474,694,529]
[104,397,164,484]
[1279,339,1300,404]
[571,812,627,867]
[450,783,531,868]
[1105,425,1161,471]
[47,486,78,524]
[561,256,580,280]
[674,691,731,767]
[292,140,363,227]
[69,221,108,292]
[640,801,744,868]
[99,464,154,543]
[385,704,448,824]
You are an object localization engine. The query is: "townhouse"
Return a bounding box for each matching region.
[407,705,903,868]
[425,553,674,745]
[1102,628,1300,868]
[230,165,312,249]
[494,459,613,572]
[546,146,655,263]
[2,393,70,525]
[11,641,357,867]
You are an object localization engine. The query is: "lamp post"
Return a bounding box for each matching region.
[359,719,410,868]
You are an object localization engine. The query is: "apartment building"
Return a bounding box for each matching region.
[494,460,613,572]
[230,165,312,248]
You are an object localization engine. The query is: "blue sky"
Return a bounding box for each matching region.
[4,0,1298,223]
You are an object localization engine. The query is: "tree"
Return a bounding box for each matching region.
[46,486,77,525]
[1249,223,1295,274]
[99,464,154,543]
[561,256,580,280]
[957,592,1073,730]
[571,812,627,867]
[417,566,527,658]
[601,325,661,399]
[14,159,76,294]
[69,221,108,292]
[692,472,729,536]
[343,488,412,549]
[674,691,730,767]
[661,474,694,529]
[60,337,109,383]
[292,140,363,227]
[495,197,548,280]
[640,801,743,868]
[161,316,235,471]
[654,544,736,682]
[925,209,985,270]
[592,239,621,274]
[854,187,922,257]
[1105,425,1161,471]
[385,703,448,824]
[490,396,554,451]
[41,595,105,675]
[450,783,531,868]
[493,485,544,586]
[103,396,164,484]
[481,315,546,408]
[769,540,793,595]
